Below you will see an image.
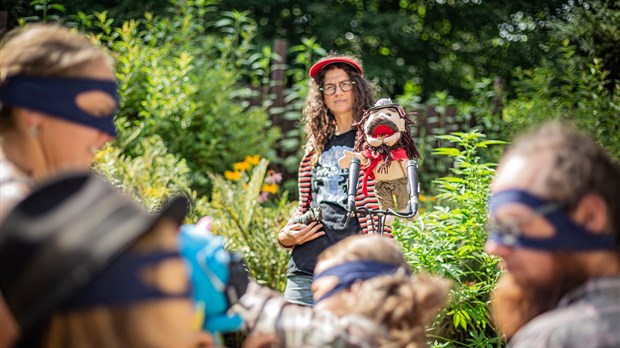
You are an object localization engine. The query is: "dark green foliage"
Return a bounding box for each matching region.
[501,44,620,159]
[215,0,585,99]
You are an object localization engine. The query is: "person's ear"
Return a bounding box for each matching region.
[573,194,608,234]
[16,108,43,129]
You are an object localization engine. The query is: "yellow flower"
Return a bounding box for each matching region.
[224,170,241,181]
[93,145,115,162]
[244,155,261,166]
[233,161,251,172]
[419,195,436,202]
[261,183,278,194]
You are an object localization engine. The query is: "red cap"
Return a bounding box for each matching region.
[309,57,363,79]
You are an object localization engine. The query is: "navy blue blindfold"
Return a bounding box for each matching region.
[65,251,191,310]
[0,75,118,137]
[313,260,410,304]
[489,189,615,251]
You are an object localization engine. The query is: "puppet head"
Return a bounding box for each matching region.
[354,98,421,162]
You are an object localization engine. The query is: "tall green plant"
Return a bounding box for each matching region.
[17,0,65,24]
[205,159,295,291]
[394,131,505,347]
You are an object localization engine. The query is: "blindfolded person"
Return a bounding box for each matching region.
[0,173,214,348]
[235,234,451,347]
[0,23,118,220]
[485,122,620,347]
[0,23,119,348]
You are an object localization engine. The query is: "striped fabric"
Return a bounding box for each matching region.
[292,144,391,236]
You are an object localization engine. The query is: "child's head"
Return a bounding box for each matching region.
[313,235,451,347]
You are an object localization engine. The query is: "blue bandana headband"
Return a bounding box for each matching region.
[489,189,615,251]
[0,75,118,137]
[313,260,410,303]
[64,251,191,310]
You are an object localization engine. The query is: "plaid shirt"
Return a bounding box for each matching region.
[232,282,385,347]
[509,276,620,348]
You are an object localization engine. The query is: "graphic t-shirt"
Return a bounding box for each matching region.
[288,129,361,275]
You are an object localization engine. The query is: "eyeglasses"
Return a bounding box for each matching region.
[320,80,355,95]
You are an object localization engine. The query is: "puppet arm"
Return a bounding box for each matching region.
[338,150,370,170]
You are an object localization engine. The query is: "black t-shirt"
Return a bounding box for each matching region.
[288,129,361,276]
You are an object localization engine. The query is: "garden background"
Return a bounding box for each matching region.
[2,0,619,346]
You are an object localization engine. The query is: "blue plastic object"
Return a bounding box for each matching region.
[178,224,243,333]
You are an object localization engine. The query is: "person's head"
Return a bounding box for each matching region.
[313,235,451,347]
[0,173,212,348]
[0,23,117,179]
[485,121,620,338]
[304,53,375,165]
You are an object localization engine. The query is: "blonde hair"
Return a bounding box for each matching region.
[0,23,113,130]
[318,235,452,348]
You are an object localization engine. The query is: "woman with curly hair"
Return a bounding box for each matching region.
[313,234,452,347]
[277,53,385,306]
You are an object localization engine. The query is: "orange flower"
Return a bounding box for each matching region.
[261,183,278,194]
[224,170,241,181]
[233,161,251,172]
[244,155,261,166]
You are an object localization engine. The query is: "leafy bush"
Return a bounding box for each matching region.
[81,1,280,196]
[500,44,620,159]
[92,135,207,223]
[205,157,295,291]
[394,131,505,348]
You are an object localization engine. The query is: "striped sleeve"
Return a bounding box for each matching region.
[293,146,314,220]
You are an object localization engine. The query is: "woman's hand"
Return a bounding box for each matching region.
[278,221,325,248]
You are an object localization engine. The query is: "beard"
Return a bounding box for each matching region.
[490,252,589,339]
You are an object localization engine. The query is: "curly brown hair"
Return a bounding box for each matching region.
[303,53,375,166]
[318,235,452,348]
[353,104,422,173]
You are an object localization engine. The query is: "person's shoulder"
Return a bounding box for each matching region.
[300,310,385,347]
[510,303,620,348]
[0,154,33,221]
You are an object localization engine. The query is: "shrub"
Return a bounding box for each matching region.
[204,157,295,291]
[92,135,208,223]
[394,131,505,348]
[501,44,620,159]
[83,1,280,196]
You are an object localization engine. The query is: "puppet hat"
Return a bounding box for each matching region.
[0,172,188,340]
[368,98,401,112]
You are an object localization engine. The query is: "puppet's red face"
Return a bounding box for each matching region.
[364,107,406,148]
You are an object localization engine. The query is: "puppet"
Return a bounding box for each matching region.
[338,98,421,226]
